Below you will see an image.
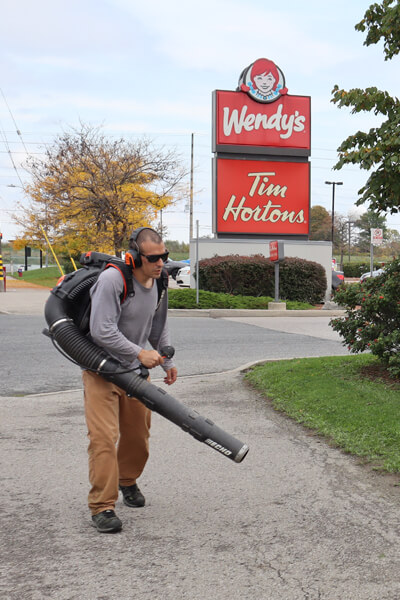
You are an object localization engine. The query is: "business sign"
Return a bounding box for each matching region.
[214,158,310,236]
[213,90,311,155]
[212,57,311,239]
[269,241,284,262]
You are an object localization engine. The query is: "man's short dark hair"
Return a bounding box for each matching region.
[129,227,162,251]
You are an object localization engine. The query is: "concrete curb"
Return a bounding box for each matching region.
[168,308,346,318]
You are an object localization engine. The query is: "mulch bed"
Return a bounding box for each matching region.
[359,363,400,389]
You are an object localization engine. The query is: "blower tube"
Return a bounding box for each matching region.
[44,292,249,463]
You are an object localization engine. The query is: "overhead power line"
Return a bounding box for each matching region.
[0,89,33,189]
[0,89,32,155]
[0,123,24,187]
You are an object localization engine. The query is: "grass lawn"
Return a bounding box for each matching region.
[245,354,400,474]
[16,266,61,288]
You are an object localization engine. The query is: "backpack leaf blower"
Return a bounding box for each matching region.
[44,277,249,463]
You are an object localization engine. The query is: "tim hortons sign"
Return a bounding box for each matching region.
[214,158,310,236]
[212,58,311,156]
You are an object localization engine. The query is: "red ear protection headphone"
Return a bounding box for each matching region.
[125,227,158,269]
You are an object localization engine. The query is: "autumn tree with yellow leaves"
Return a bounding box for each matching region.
[14,124,187,256]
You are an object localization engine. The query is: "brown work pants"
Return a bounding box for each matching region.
[82,370,151,515]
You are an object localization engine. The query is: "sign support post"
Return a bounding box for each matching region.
[370,243,374,277]
[370,229,383,276]
[268,241,286,310]
[274,263,279,302]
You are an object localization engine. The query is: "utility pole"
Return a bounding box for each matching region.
[189,133,194,241]
[325,181,343,246]
[0,231,4,292]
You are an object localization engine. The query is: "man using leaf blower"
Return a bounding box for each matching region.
[83,227,177,533]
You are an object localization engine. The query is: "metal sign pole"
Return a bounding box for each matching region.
[274,262,279,302]
[370,243,374,276]
[268,240,286,311]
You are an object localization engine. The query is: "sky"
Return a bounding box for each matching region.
[0,0,398,244]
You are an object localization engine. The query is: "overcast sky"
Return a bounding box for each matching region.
[0,0,398,243]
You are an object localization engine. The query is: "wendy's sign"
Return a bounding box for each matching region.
[213,91,311,155]
[212,57,311,238]
[214,158,310,236]
[213,58,310,156]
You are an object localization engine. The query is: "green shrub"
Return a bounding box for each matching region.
[330,258,400,377]
[198,254,274,296]
[197,254,326,304]
[278,257,326,304]
[167,288,313,310]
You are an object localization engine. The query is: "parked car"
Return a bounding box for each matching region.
[360,268,385,283]
[332,270,345,291]
[176,265,191,287]
[164,258,189,280]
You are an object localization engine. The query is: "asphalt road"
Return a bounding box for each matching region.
[0,314,350,396]
[2,303,400,599]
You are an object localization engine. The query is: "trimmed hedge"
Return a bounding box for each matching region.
[168,288,313,310]
[197,254,327,304]
[198,254,273,296]
[278,257,327,303]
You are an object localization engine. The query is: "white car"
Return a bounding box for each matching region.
[176,265,190,287]
[359,268,385,282]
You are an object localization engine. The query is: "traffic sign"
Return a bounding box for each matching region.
[371,228,383,246]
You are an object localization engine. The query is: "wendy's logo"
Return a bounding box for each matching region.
[238,58,288,103]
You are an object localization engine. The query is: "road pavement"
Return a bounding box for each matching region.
[0,286,350,396]
[1,286,400,599]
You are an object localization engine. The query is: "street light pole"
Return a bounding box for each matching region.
[325,181,343,245]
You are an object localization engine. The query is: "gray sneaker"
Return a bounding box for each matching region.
[119,483,145,508]
[91,509,122,533]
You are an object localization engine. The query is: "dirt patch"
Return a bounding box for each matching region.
[359,363,400,389]
[4,277,50,290]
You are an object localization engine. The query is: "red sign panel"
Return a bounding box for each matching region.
[269,241,279,261]
[215,158,310,236]
[214,90,311,153]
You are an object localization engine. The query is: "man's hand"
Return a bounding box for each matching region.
[164,367,177,386]
[138,349,164,369]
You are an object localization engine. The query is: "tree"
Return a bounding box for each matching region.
[165,239,189,254]
[14,124,187,256]
[334,213,350,263]
[309,206,352,260]
[384,228,400,257]
[331,0,400,214]
[355,209,387,252]
[309,205,331,240]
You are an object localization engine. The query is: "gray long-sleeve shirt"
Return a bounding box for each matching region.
[89,267,174,372]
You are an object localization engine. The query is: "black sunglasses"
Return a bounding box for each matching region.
[140,251,169,263]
